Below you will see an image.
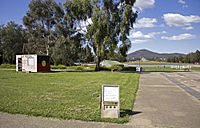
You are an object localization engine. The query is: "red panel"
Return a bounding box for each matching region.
[37,64,50,72]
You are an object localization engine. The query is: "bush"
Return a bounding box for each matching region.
[122,66,136,71]
[111,64,124,71]
[51,65,95,71]
[51,65,67,69]
[75,66,84,70]
[99,66,112,71]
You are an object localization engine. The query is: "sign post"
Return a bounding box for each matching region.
[101,85,120,118]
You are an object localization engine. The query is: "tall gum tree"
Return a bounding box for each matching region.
[23,0,64,55]
[65,0,137,70]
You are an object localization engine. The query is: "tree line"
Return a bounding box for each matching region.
[0,0,138,70]
[166,50,200,64]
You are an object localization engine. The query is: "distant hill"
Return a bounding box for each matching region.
[127,49,185,61]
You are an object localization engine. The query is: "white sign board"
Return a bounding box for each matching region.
[103,85,119,102]
[136,66,141,72]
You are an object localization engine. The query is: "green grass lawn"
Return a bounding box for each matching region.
[192,67,200,72]
[0,69,139,123]
[0,64,15,69]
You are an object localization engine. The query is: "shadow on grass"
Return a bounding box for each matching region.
[120,109,142,117]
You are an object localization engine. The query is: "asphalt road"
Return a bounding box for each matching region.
[131,72,200,128]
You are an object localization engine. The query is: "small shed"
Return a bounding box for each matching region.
[16,54,50,72]
[100,60,122,67]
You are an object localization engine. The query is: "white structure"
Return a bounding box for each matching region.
[136,66,142,72]
[100,60,122,67]
[16,54,50,72]
[101,85,120,118]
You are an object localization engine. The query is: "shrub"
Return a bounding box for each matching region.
[99,66,112,71]
[51,65,67,69]
[122,66,136,71]
[111,64,124,71]
[75,66,84,70]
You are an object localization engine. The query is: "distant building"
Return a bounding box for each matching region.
[141,57,147,62]
[100,60,122,67]
[16,54,50,72]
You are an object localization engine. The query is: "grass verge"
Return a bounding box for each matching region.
[0,64,15,69]
[192,67,200,72]
[0,70,139,123]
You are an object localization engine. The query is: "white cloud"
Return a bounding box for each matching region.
[161,33,195,40]
[134,0,155,11]
[183,26,193,30]
[131,31,152,39]
[130,31,166,39]
[163,13,200,29]
[129,30,167,43]
[178,0,188,8]
[134,39,149,43]
[148,31,167,38]
[178,0,186,4]
[135,18,157,28]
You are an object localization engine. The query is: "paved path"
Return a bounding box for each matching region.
[0,112,133,128]
[1,72,200,128]
[131,72,200,128]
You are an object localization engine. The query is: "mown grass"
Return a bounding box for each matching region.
[192,67,200,72]
[0,64,15,69]
[0,69,139,123]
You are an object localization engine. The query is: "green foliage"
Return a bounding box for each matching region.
[0,70,140,123]
[0,21,27,63]
[80,45,94,63]
[51,65,95,71]
[23,0,64,55]
[167,50,200,64]
[122,66,136,71]
[111,65,124,71]
[51,64,68,69]
[75,66,84,70]
[65,0,137,70]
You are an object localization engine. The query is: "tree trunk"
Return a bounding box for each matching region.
[95,56,101,71]
[46,36,49,55]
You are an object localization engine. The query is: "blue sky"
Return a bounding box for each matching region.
[0,0,200,54]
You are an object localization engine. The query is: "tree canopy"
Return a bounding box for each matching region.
[0,21,27,63]
[64,0,138,70]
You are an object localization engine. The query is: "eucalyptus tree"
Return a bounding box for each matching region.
[23,0,64,55]
[23,0,84,65]
[64,0,137,70]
